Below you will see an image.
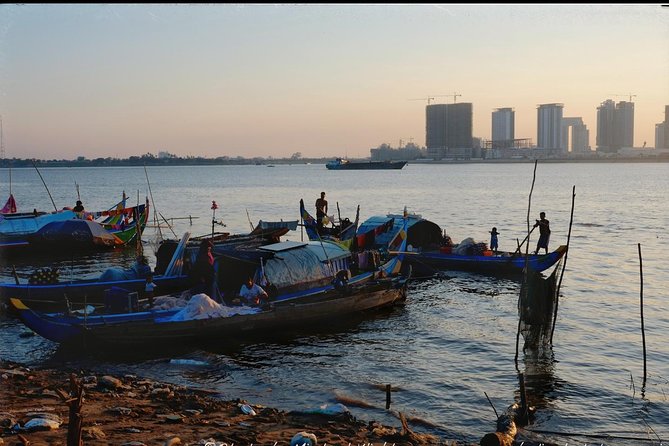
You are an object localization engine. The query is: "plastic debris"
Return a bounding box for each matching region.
[169,359,209,366]
[291,431,318,446]
[239,404,256,416]
[23,417,61,431]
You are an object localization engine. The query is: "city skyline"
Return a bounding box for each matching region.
[1,4,668,159]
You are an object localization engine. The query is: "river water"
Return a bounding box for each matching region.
[1,162,668,445]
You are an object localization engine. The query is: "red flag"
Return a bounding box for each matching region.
[1,194,17,214]
[211,200,218,210]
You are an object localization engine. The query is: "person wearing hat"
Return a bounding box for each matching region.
[489,227,500,254]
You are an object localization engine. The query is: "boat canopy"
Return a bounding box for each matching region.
[357,214,443,251]
[214,240,351,295]
[0,210,76,236]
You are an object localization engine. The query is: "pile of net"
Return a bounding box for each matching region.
[160,293,259,322]
[452,237,488,255]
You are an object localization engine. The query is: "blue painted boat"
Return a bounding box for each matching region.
[402,245,568,277]
[298,199,359,250]
[7,221,411,346]
[8,245,408,346]
[0,273,190,313]
[8,275,408,346]
[357,213,567,277]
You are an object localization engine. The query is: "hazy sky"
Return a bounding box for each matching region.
[1,4,668,159]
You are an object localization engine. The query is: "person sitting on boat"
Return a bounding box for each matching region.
[132,255,152,278]
[73,200,84,216]
[533,212,551,255]
[315,191,328,234]
[332,269,351,294]
[238,276,268,307]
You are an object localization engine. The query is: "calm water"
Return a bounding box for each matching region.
[1,162,668,445]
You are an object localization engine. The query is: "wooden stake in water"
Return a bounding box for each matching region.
[638,243,647,389]
[516,160,538,363]
[550,185,576,345]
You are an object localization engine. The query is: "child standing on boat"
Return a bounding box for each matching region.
[490,227,500,254]
[144,274,157,308]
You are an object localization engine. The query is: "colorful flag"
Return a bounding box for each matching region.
[382,217,409,276]
[300,199,319,240]
[1,194,17,214]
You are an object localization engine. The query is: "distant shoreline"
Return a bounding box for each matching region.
[2,156,668,168]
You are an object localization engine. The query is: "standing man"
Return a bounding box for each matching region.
[533,212,551,255]
[315,191,328,234]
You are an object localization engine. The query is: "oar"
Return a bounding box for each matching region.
[511,225,537,257]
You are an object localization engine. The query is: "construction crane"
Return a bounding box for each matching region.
[611,93,637,102]
[408,95,451,105]
[448,92,462,103]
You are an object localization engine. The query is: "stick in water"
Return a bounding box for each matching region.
[638,243,647,390]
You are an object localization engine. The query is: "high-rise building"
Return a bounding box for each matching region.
[654,105,669,149]
[614,101,634,148]
[561,117,590,153]
[537,103,564,150]
[492,108,515,148]
[656,123,667,149]
[426,103,473,159]
[597,99,634,153]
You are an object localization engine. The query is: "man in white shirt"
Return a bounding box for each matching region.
[239,276,268,307]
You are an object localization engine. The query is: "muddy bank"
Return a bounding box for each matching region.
[0,360,457,446]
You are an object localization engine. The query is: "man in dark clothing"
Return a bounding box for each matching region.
[73,200,84,213]
[189,240,215,295]
[315,191,328,234]
[533,212,551,255]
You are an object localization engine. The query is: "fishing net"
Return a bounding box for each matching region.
[518,258,564,352]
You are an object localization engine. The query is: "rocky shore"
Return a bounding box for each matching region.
[0,360,455,446]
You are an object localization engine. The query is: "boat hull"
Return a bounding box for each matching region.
[9,278,408,346]
[326,161,407,170]
[406,245,567,277]
[0,274,190,312]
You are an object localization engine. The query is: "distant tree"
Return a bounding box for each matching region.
[291,152,302,160]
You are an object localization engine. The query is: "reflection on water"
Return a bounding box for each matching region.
[1,163,669,444]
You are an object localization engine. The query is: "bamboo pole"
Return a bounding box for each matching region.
[144,165,162,241]
[550,185,575,345]
[515,160,537,363]
[639,243,647,389]
[31,160,58,212]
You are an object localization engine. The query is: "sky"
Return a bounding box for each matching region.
[1,4,668,159]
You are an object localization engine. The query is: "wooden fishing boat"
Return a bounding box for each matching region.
[326,158,407,170]
[0,196,149,251]
[400,245,568,277]
[299,199,358,250]
[358,213,566,277]
[28,198,149,250]
[7,219,410,346]
[0,221,299,313]
[0,209,79,250]
[8,275,408,346]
